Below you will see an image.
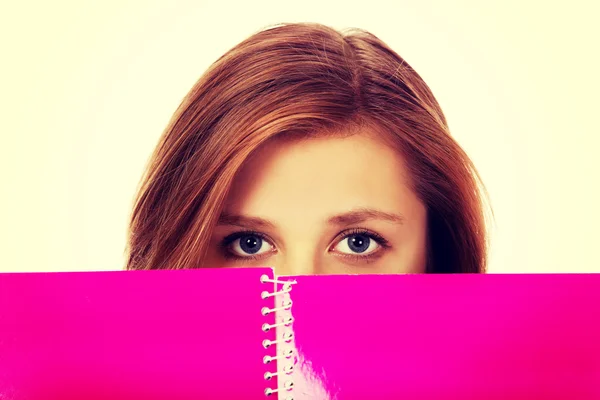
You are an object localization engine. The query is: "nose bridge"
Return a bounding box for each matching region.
[274,241,321,276]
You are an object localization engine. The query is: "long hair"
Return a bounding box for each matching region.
[126,22,490,273]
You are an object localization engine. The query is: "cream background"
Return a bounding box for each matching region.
[1,1,598,272]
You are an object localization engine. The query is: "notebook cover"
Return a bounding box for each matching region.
[0,268,274,400]
[280,274,600,400]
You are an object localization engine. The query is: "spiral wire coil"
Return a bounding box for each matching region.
[261,274,297,399]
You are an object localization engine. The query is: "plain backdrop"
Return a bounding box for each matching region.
[1,1,598,272]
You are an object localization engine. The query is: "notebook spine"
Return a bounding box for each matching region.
[260,274,297,399]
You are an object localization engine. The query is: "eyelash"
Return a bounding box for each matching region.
[220,228,390,262]
[220,230,273,261]
[330,228,391,263]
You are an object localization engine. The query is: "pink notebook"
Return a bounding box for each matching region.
[277,273,600,400]
[1,271,599,399]
[0,268,279,399]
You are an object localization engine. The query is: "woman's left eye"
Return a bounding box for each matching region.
[331,233,381,255]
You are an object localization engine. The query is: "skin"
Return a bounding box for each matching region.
[205,131,428,275]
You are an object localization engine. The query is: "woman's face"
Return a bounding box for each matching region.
[206,132,428,275]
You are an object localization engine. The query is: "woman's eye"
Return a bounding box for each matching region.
[228,234,274,257]
[332,233,380,255]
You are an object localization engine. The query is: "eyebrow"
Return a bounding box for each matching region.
[218,208,404,229]
[327,208,405,226]
[217,213,277,230]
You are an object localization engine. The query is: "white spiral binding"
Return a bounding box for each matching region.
[261,274,297,399]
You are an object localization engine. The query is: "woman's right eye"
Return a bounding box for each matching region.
[226,234,275,257]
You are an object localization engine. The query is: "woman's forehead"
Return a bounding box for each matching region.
[222,133,423,225]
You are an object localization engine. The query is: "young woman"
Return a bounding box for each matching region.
[126,22,490,274]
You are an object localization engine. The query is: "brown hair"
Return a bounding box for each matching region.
[126,22,490,273]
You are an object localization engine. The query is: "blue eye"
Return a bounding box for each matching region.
[332,233,381,255]
[228,234,274,257]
